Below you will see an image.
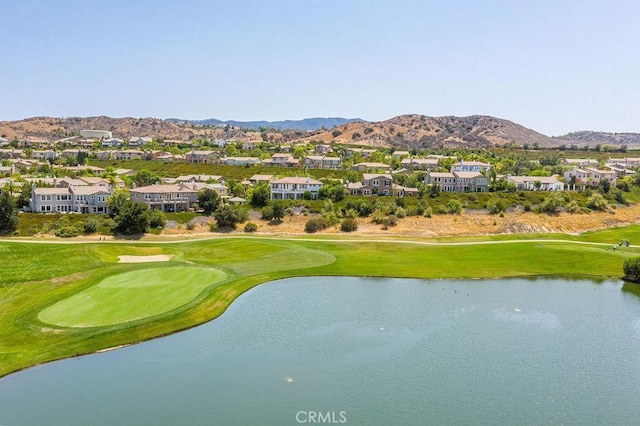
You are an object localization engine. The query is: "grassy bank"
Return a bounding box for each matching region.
[1,229,639,378]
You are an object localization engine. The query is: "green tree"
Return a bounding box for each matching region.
[83,218,98,234]
[250,183,270,207]
[149,209,167,228]
[133,170,161,187]
[114,200,150,235]
[106,189,130,218]
[0,191,18,233]
[271,200,285,221]
[214,205,247,229]
[539,192,565,213]
[198,188,220,215]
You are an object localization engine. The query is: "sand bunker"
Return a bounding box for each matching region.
[117,255,174,263]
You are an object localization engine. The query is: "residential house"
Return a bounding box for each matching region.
[30,185,112,214]
[185,150,217,164]
[130,183,199,212]
[425,172,457,192]
[270,177,323,200]
[453,172,489,192]
[63,165,106,174]
[96,151,112,160]
[31,150,56,162]
[0,149,24,159]
[346,173,417,197]
[392,150,410,158]
[351,162,391,172]
[220,157,262,166]
[113,150,144,160]
[450,160,491,173]
[401,158,439,170]
[264,153,299,167]
[304,155,342,169]
[242,140,260,150]
[0,165,15,175]
[604,164,637,179]
[314,144,332,154]
[184,182,228,197]
[563,158,598,168]
[425,171,488,192]
[165,139,190,147]
[507,175,564,191]
[346,148,377,158]
[606,157,640,169]
[564,167,617,187]
[113,168,136,177]
[248,174,274,185]
[129,137,153,147]
[102,138,124,147]
[361,173,394,196]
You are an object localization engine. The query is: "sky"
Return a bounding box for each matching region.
[1,0,639,135]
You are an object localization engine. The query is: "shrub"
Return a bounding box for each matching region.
[405,206,418,216]
[382,214,398,229]
[322,212,340,225]
[371,209,387,224]
[149,209,167,228]
[565,201,582,214]
[424,206,433,218]
[305,217,329,233]
[395,207,406,218]
[340,218,358,232]
[447,199,462,214]
[244,222,258,233]
[587,193,608,211]
[83,218,98,234]
[523,201,532,212]
[214,205,247,229]
[538,192,565,213]
[486,199,505,214]
[186,221,196,230]
[623,257,640,283]
[55,225,80,238]
[261,205,274,220]
[616,180,630,192]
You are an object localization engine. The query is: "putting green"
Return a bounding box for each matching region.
[38,266,227,328]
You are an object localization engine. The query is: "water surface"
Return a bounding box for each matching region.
[1,277,640,425]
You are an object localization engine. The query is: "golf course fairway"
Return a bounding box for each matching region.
[38,266,227,327]
[2,231,640,379]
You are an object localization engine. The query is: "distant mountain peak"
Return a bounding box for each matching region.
[168,117,364,131]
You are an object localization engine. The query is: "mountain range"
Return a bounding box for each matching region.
[1,115,638,149]
[167,117,363,131]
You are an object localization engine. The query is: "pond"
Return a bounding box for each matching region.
[1,277,640,425]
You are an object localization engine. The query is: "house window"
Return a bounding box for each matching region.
[372,180,379,186]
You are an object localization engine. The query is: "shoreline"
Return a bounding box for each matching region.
[1,230,637,379]
[2,271,625,381]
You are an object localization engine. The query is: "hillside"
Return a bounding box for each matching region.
[170,117,364,131]
[556,131,640,147]
[4,114,635,149]
[0,116,263,142]
[293,114,568,149]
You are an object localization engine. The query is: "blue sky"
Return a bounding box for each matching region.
[1,0,638,135]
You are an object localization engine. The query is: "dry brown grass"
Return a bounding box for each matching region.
[154,204,640,239]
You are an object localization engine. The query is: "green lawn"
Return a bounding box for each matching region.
[38,266,227,327]
[1,228,640,378]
